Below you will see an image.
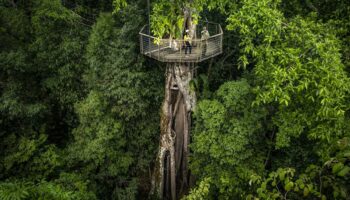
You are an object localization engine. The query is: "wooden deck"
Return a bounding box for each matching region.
[144,40,222,63]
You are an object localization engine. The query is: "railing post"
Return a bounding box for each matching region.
[179,39,182,63]
[221,25,223,54]
[199,38,202,62]
[220,28,223,54]
[148,25,151,56]
[140,35,143,54]
[158,41,160,61]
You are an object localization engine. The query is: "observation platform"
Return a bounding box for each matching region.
[139,22,223,63]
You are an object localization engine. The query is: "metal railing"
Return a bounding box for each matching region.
[139,22,223,63]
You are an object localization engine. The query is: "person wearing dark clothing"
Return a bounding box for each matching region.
[184,31,192,55]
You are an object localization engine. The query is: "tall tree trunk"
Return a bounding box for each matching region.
[151,63,196,200]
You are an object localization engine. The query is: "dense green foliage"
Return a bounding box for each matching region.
[1,0,349,199]
[187,0,350,199]
[1,0,162,199]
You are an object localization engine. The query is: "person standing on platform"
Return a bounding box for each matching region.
[201,26,210,57]
[171,37,179,51]
[184,30,192,55]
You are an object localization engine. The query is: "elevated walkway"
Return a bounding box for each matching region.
[139,22,223,63]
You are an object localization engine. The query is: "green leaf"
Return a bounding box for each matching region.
[271,180,276,187]
[284,182,294,191]
[294,185,299,192]
[332,163,344,174]
[278,171,285,181]
[343,151,350,158]
[303,187,309,197]
[337,166,350,177]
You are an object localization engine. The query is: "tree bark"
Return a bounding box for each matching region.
[151,63,196,200]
